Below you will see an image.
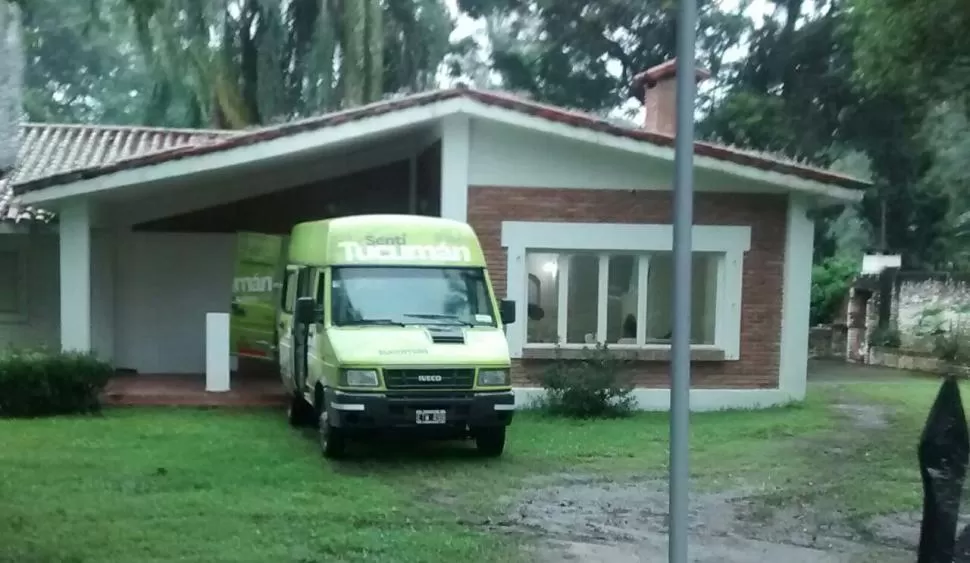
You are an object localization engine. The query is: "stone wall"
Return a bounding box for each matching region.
[894,273,970,349]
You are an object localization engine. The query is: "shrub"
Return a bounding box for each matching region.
[869,325,902,348]
[0,348,113,418]
[538,343,636,418]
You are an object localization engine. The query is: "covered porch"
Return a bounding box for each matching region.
[21,112,473,380]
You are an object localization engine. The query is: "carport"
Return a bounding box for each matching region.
[15,100,473,376]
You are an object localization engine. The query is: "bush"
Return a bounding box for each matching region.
[0,348,113,418]
[869,325,902,348]
[538,343,636,418]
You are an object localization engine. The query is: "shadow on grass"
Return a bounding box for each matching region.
[293,426,499,471]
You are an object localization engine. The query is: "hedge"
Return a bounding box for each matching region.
[0,348,113,417]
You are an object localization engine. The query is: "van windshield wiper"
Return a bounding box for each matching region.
[341,319,407,327]
[404,313,475,326]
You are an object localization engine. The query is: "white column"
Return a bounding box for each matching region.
[779,195,815,400]
[206,312,231,392]
[59,199,92,352]
[439,115,470,222]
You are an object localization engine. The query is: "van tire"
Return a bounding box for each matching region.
[319,410,347,459]
[287,395,316,427]
[474,427,506,457]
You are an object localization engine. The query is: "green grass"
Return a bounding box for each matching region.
[0,376,950,562]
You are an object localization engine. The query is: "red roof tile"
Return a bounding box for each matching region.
[1,123,233,222]
[7,87,870,210]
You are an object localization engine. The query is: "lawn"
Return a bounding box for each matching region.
[0,376,956,563]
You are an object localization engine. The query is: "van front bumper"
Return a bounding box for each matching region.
[325,390,515,431]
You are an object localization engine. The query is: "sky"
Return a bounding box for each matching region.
[439,0,777,121]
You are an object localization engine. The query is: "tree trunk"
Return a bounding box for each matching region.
[340,0,366,107]
[365,0,383,102]
[0,1,23,179]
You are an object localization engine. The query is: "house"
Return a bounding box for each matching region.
[0,59,869,411]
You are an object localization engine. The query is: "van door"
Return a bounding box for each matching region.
[290,267,314,394]
[277,265,301,392]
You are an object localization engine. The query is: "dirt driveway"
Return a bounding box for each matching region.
[495,374,945,562]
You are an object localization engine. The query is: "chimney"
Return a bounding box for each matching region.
[633,58,710,136]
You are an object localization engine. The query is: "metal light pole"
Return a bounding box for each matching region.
[669,0,698,560]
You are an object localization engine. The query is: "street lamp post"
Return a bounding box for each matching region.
[668,0,698,560]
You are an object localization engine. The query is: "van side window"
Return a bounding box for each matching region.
[315,270,326,304]
[281,268,298,313]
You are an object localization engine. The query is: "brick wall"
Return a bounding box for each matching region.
[467,187,788,389]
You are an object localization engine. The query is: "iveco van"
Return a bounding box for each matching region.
[277,214,517,458]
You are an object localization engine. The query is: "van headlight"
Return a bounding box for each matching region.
[343,369,380,387]
[478,369,510,386]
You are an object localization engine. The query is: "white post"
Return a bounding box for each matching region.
[60,200,92,352]
[205,312,231,392]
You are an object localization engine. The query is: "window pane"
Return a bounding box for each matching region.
[646,252,719,345]
[525,252,560,343]
[282,270,298,313]
[330,266,495,326]
[566,253,599,344]
[606,254,639,344]
[0,251,21,314]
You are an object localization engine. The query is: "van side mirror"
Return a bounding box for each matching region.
[294,296,321,325]
[499,299,516,325]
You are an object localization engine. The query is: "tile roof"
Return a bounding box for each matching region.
[1,123,233,222]
[5,87,870,219]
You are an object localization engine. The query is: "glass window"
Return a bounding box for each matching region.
[525,253,560,343]
[606,255,639,344]
[0,250,22,315]
[646,252,718,345]
[566,254,599,343]
[281,269,298,313]
[330,266,495,327]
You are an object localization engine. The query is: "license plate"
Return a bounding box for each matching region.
[415,409,447,424]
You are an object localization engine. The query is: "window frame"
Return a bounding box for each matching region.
[0,242,28,324]
[525,251,722,348]
[501,221,751,360]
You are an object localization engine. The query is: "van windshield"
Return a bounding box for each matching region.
[330,266,497,327]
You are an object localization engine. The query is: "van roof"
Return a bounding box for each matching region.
[287,214,488,267]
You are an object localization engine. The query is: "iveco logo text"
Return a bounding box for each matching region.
[337,241,472,263]
[417,374,443,383]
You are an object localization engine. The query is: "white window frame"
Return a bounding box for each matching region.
[0,239,28,324]
[502,221,751,360]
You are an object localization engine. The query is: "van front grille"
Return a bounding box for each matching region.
[383,368,475,390]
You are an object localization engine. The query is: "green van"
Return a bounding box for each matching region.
[276,214,517,458]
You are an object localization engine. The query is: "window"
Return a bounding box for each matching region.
[0,248,26,323]
[281,268,298,313]
[524,250,721,347]
[330,266,496,327]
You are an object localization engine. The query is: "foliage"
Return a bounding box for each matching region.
[538,343,636,419]
[0,0,22,176]
[15,0,454,128]
[0,348,113,417]
[453,0,748,115]
[810,254,860,325]
[869,325,901,349]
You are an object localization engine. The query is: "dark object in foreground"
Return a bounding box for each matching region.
[918,375,970,563]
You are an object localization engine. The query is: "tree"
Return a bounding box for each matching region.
[453,0,748,114]
[0,0,22,178]
[63,0,455,128]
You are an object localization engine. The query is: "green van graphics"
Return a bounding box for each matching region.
[230,232,287,361]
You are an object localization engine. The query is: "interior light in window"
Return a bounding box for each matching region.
[542,261,557,275]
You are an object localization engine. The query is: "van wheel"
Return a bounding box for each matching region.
[287,395,316,427]
[319,410,347,459]
[474,427,506,457]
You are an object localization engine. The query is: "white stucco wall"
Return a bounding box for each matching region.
[114,232,235,374]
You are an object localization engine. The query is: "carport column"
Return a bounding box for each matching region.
[59,199,92,352]
[439,115,470,222]
[779,195,814,400]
